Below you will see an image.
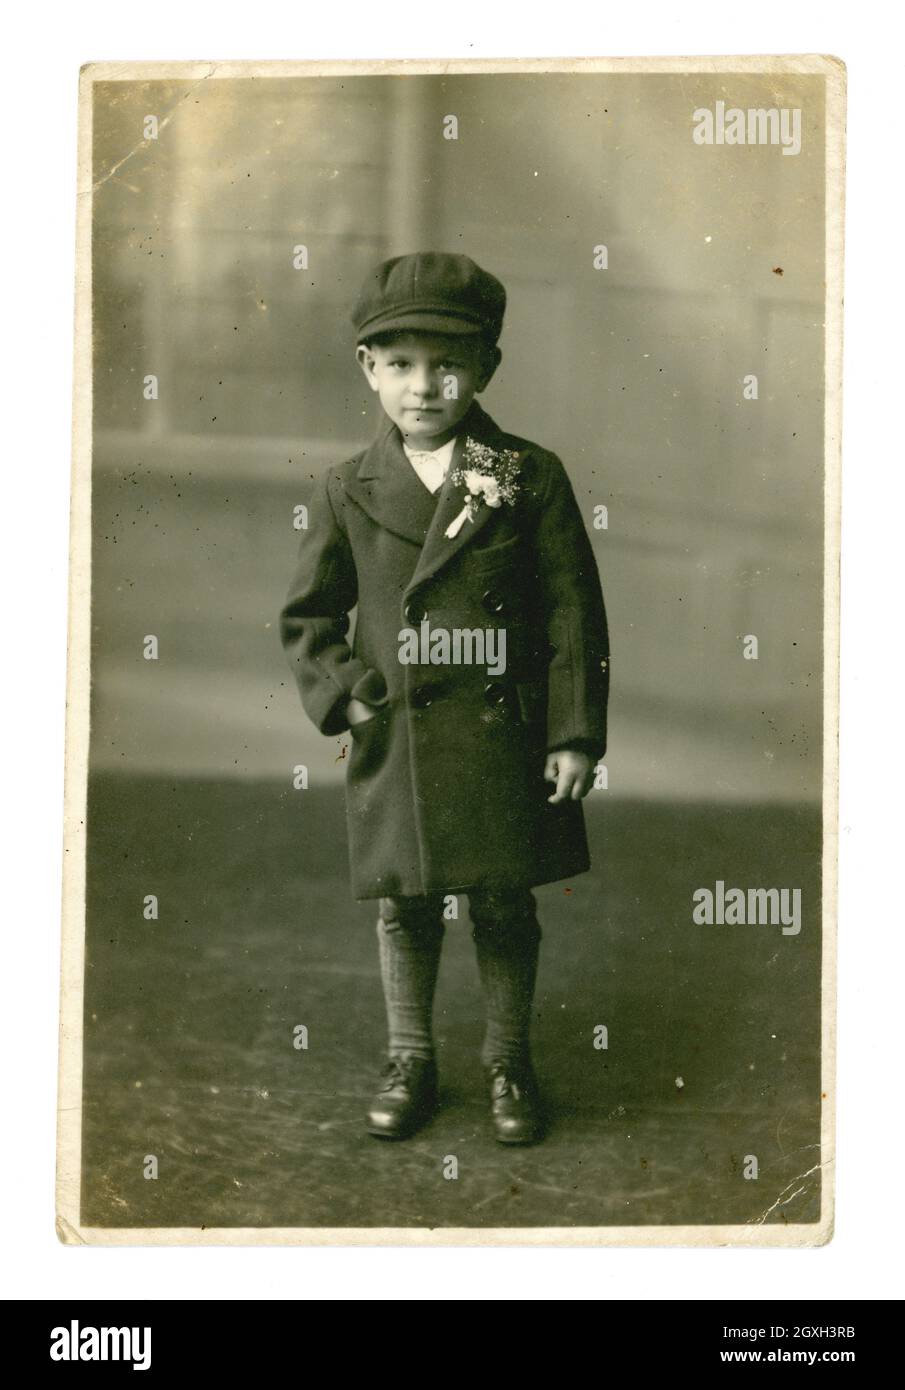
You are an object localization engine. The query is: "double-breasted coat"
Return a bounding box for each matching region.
[279,398,610,901]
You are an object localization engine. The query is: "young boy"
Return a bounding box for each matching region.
[280,252,609,1144]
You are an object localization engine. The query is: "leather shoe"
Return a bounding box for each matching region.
[366,1054,438,1140]
[486,1058,545,1145]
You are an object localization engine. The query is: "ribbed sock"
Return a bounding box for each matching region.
[376,896,445,1062]
[470,890,542,1069]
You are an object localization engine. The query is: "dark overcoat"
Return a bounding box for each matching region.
[279,398,610,901]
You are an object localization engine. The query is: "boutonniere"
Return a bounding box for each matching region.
[444,439,522,539]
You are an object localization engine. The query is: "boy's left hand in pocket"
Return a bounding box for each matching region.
[544,750,595,803]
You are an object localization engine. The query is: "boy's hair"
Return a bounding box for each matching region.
[360,327,498,367]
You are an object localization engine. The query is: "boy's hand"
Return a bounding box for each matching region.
[544,749,595,803]
[347,696,380,727]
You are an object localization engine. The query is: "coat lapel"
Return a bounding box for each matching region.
[342,398,519,590]
[343,412,442,546]
[404,400,514,596]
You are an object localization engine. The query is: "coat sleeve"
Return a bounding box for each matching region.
[279,468,389,737]
[530,451,610,761]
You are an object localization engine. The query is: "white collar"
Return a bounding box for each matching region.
[402,436,457,463]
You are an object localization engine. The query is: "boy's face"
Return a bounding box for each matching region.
[356,332,500,448]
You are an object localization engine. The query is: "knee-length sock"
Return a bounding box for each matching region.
[470,890,542,1070]
[376,897,445,1062]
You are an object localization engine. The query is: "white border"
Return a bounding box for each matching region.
[55,52,844,1251]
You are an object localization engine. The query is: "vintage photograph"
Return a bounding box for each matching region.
[57,55,844,1244]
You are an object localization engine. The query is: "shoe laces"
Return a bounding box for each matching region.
[380,1054,429,1091]
[488,1060,535,1099]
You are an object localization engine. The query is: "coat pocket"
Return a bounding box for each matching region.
[347,700,393,783]
[515,678,548,730]
[468,532,522,574]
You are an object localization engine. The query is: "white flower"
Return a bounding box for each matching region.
[444,443,521,538]
[465,472,503,507]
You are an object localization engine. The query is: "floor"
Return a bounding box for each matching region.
[79,774,824,1230]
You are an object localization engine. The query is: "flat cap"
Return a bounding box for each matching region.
[352,252,506,345]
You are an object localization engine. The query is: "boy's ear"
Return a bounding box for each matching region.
[356,343,379,390]
[476,344,502,392]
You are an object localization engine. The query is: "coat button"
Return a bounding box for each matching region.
[404,597,428,624]
[483,681,508,707]
[482,588,505,615]
[411,686,433,709]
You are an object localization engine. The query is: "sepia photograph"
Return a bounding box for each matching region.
[57,54,844,1245]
